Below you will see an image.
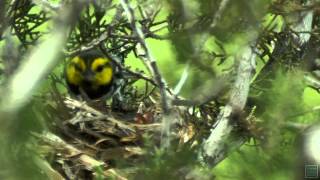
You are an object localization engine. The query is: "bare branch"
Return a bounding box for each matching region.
[200,0,316,168]
[120,0,170,114]
[120,0,175,148]
[200,45,257,167]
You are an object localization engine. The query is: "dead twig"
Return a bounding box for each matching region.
[120,0,174,149]
[31,131,128,180]
[120,0,170,114]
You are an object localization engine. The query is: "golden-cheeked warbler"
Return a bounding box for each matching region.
[65,49,121,100]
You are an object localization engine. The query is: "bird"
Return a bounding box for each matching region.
[65,49,121,100]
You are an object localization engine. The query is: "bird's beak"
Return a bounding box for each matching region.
[82,71,95,85]
[84,75,94,82]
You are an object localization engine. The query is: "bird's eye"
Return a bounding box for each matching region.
[73,63,83,72]
[96,65,104,72]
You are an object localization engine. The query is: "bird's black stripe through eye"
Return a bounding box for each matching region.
[96,65,105,72]
[72,63,83,72]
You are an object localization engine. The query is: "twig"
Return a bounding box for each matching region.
[64,97,103,116]
[0,0,8,40]
[120,0,170,114]
[174,64,189,95]
[286,105,320,119]
[67,112,162,132]
[209,0,230,29]
[120,0,174,148]
[305,74,320,91]
[200,45,257,167]
[173,0,230,96]
[282,122,309,131]
[66,18,168,57]
[31,132,128,180]
[64,97,139,135]
[105,54,158,87]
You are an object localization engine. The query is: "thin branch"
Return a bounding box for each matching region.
[173,0,231,96]
[32,132,128,180]
[282,122,309,131]
[64,97,104,116]
[120,0,174,148]
[0,0,8,40]
[173,64,189,95]
[105,54,158,86]
[209,0,230,29]
[120,0,170,114]
[200,0,316,168]
[305,74,320,91]
[200,45,257,167]
[64,97,146,134]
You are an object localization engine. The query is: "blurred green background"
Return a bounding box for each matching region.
[0,0,320,179]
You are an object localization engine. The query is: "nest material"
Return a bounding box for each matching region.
[33,95,200,179]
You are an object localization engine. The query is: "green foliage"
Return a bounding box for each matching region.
[0,101,47,179]
[214,143,297,180]
[0,0,320,179]
[132,143,205,180]
[213,70,319,179]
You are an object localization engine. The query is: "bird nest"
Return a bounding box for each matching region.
[32,86,212,179]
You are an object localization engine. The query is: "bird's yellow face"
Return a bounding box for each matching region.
[66,56,86,86]
[65,53,114,99]
[90,57,113,86]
